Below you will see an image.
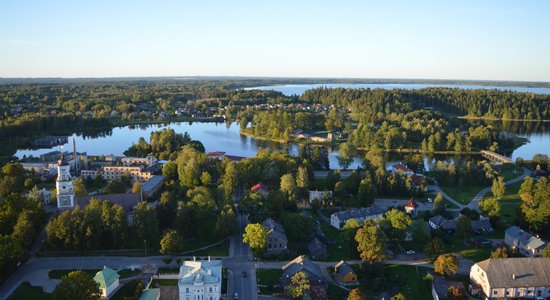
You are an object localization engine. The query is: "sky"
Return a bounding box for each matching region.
[1,0,549,81]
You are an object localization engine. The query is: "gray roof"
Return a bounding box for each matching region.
[334,260,355,279]
[505,226,546,249]
[476,258,550,288]
[429,215,446,227]
[179,260,222,285]
[282,255,324,283]
[333,207,384,222]
[262,218,288,242]
[75,193,140,212]
[141,175,165,196]
[307,237,327,258]
[432,275,465,300]
[471,219,493,233]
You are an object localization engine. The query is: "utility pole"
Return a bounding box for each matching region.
[144,239,147,256]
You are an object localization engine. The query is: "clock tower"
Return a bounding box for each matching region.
[56,152,75,209]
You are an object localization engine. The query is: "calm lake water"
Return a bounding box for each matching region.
[245,83,550,96]
[15,84,550,167]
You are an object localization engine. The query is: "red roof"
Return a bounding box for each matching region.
[393,163,412,172]
[405,198,419,208]
[251,182,269,192]
[410,174,423,187]
[207,151,226,156]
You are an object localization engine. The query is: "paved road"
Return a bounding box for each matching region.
[428,167,530,211]
[224,213,258,300]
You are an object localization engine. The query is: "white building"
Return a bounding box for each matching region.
[470,258,550,299]
[178,259,222,300]
[505,226,547,257]
[56,153,75,209]
[93,266,120,299]
[330,207,384,229]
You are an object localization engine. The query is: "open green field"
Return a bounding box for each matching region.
[318,219,358,261]
[151,279,178,286]
[8,282,51,300]
[440,184,484,205]
[387,265,432,300]
[111,280,141,300]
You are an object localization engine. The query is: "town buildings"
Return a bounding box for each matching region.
[282,255,325,286]
[178,259,222,300]
[262,218,288,256]
[469,258,550,299]
[505,226,547,257]
[334,260,358,284]
[56,153,75,209]
[330,207,384,229]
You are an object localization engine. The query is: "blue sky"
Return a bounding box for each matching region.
[1,0,549,81]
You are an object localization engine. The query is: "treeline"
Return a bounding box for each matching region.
[124,128,205,160]
[301,87,550,120]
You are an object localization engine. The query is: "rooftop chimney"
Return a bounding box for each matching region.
[512,273,516,280]
[193,256,196,261]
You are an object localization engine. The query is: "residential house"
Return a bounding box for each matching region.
[309,190,332,205]
[334,260,358,284]
[207,151,226,160]
[390,162,414,176]
[178,259,222,300]
[330,207,384,230]
[251,182,269,196]
[307,237,328,260]
[282,255,325,286]
[432,275,465,300]
[94,267,120,299]
[139,288,160,300]
[469,258,550,299]
[428,215,457,233]
[404,198,419,216]
[262,218,288,256]
[505,226,547,257]
[471,219,494,234]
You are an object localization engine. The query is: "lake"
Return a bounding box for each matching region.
[15,83,550,167]
[245,83,550,96]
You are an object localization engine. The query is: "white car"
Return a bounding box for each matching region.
[406,250,416,255]
[234,293,239,300]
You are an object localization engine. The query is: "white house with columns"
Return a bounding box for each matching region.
[178,258,222,300]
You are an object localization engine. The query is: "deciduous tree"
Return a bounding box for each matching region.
[242,223,268,257]
[52,270,101,300]
[434,254,459,277]
[287,271,310,299]
[355,220,387,262]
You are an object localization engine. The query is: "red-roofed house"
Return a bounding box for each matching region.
[251,182,269,196]
[207,151,226,160]
[391,162,414,176]
[405,198,419,216]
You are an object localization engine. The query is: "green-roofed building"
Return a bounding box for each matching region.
[93,266,120,298]
[139,288,160,300]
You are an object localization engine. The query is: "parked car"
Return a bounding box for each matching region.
[234,293,239,300]
[406,250,416,255]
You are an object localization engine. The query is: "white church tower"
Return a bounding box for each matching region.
[56,152,75,209]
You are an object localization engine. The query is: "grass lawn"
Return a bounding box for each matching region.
[327,284,349,299]
[111,280,141,300]
[118,268,141,278]
[48,269,100,279]
[318,220,358,261]
[8,282,52,300]
[158,267,180,274]
[496,164,523,181]
[483,180,522,227]
[386,265,432,300]
[444,200,460,209]
[459,248,491,262]
[256,269,283,294]
[151,279,178,286]
[440,184,484,205]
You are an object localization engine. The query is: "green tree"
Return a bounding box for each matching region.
[215,205,238,238]
[242,223,268,257]
[11,212,35,248]
[52,270,101,300]
[347,288,365,300]
[433,192,446,214]
[200,171,212,186]
[0,235,24,281]
[479,197,501,217]
[131,181,142,194]
[134,202,160,247]
[287,271,310,299]
[24,178,35,190]
[424,238,445,261]
[434,254,459,277]
[222,161,238,199]
[455,215,472,239]
[355,220,387,262]
[280,173,297,200]
[490,247,509,258]
[73,177,88,197]
[447,285,468,300]
[357,175,377,207]
[342,219,360,256]
[160,229,184,255]
[542,243,550,258]
[491,176,506,199]
[157,191,177,230]
[383,209,412,243]
[296,166,310,189]
[105,180,126,194]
